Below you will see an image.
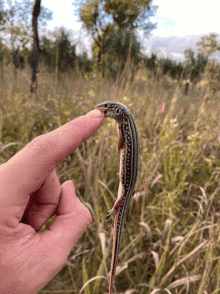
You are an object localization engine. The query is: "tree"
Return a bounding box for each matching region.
[0,0,52,51]
[30,0,41,93]
[196,33,220,57]
[53,27,77,75]
[0,0,52,66]
[41,27,91,75]
[159,58,183,80]
[103,0,156,31]
[184,48,208,85]
[74,0,157,77]
[0,37,10,81]
[0,0,7,27]
[75,0,156,35]
[91,26,142,79]
[0,0,52,88]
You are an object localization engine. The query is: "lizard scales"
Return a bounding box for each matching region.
[96,101,139,294]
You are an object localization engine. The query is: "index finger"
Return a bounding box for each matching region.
[3,109,105,195]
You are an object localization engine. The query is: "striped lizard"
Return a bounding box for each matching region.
[96,101,139,294]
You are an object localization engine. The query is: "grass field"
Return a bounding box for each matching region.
[1,65,220,293]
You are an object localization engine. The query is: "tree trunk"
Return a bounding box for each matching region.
[30,0,41,93]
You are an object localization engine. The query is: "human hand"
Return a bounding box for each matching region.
[0,109,105,294]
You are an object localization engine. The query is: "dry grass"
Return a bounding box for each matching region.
[1,65,220,293]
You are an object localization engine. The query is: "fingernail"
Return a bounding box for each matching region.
[88,108,103,118]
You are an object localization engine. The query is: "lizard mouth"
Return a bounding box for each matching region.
[95,107,107,115]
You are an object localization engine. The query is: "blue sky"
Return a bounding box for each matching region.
[153,0,220,37]
[43,0,220,37]
[43,0,81,32]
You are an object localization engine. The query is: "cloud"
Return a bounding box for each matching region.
[141,35,205,61]
[43,0,81,31]
[43,0,220,38]
[152,0,220,37]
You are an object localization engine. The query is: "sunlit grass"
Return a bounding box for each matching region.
[1,66,220,293]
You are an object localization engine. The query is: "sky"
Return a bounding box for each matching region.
[43,0,81,32]
[152,0,220,37]
[42,0,220,37]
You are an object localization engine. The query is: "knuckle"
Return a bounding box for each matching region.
[28,134,53,157]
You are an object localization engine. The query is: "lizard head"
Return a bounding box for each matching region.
[95,101,129,123]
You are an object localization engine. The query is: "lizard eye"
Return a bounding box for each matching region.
[116,108,120,115]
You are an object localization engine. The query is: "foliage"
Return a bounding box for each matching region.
[0,37,10,63]
[0,0,52,50]
[0,4,220,92]
[51,27,77,72]
[92,28,142,79]
[159,58,183,79]
[143,53,157,71]
[1,65,220,293]
[76,0,156,33]
[202,60,220,93]
[144,54,184,81]
[196,33,220,57]
[40,27,93,73]
[74,0,156,77]
[0,0,7,26]
[103,0,156,32]
[184,48,208,83]
[0,0,52,72]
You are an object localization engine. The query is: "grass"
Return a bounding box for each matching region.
[1,64,220,293]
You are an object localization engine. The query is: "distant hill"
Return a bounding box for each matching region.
[141,35,220,61]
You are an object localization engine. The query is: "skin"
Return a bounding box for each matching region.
[0,109,105,294]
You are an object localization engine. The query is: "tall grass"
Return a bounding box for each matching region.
[1,66,220,293]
